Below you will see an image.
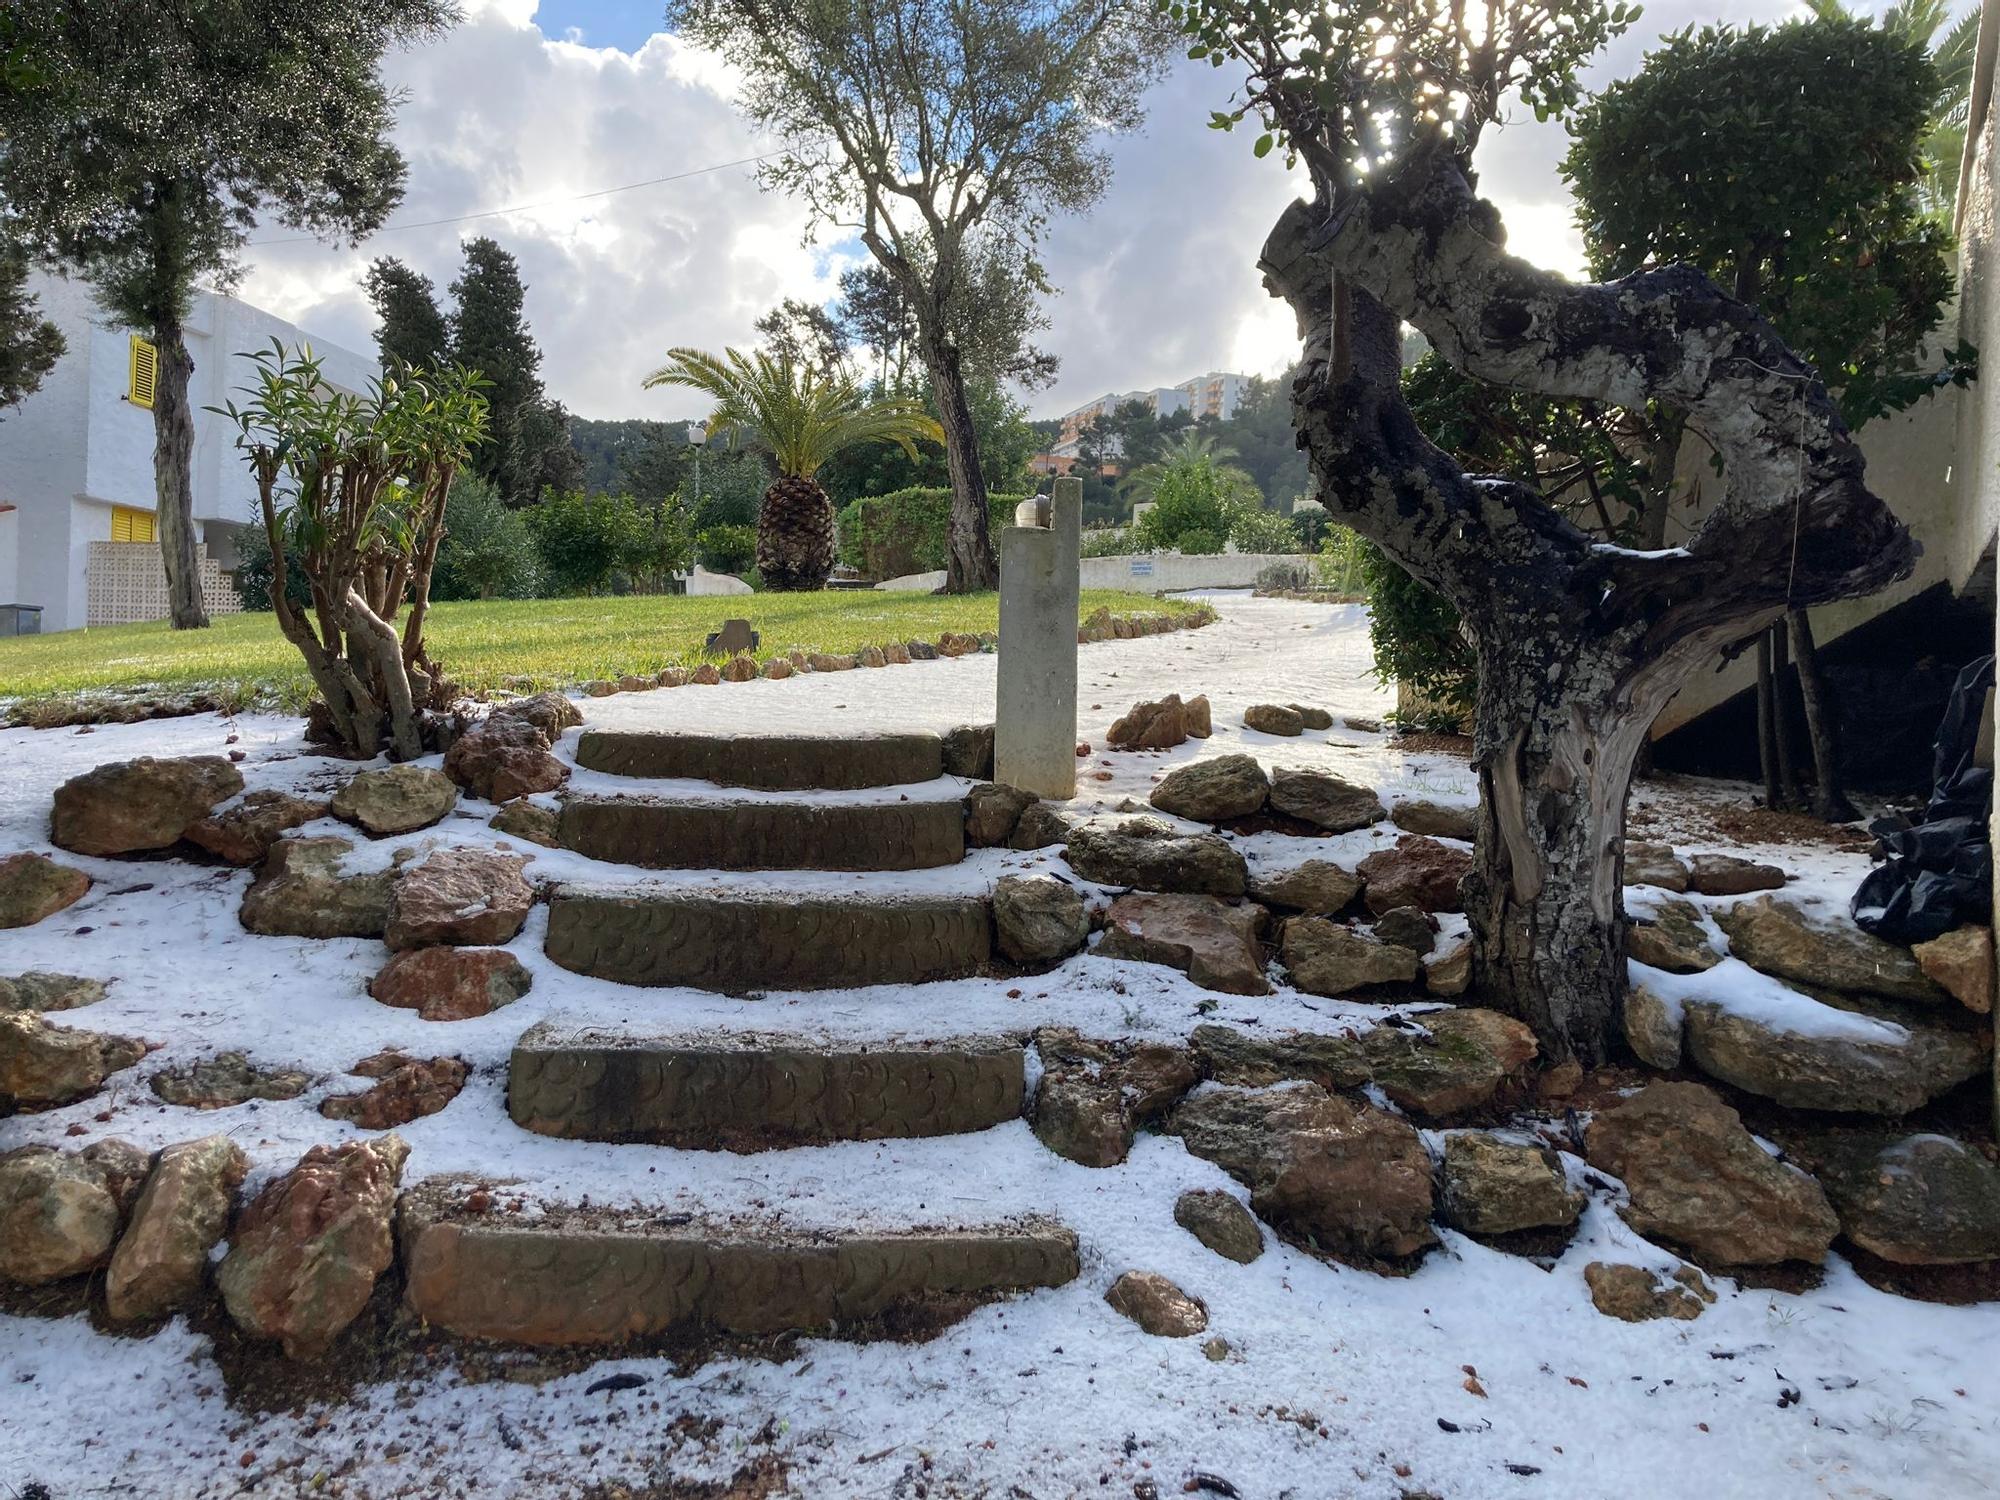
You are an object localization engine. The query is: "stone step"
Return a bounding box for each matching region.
[558,793,965,871]
[508,1022,1025,1148]
[399,1181,1079,1346]
[574,729,944,790]
[544,886,993,991]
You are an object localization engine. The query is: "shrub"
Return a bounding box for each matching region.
[230,518,310,612]
[834,487,1026,579]
[1176,527,1225,555]
[432,476,541,601]
[1315,526,1369,595]
[1228,505,1298,554]
[527,490,652,596]
[1080,525,1136,557]
[1360,539,1477,724]
[1254,558,1316,591]
[684,449,768,530]
[1131,458,1242,553]
[697,523,758,574]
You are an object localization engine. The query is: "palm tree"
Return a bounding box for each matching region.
[1806,0,1980,219]
[1119,429,1245,504]
[643,347,942,589]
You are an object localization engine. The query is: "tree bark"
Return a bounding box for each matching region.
[1771,620,1801,809]
[1756,629,1781,809]
[1788,608,1858,821]
[920,331,998,592]
[151,314,209,630]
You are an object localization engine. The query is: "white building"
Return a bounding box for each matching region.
[1051,370,1254,453]
[0,273,375,633]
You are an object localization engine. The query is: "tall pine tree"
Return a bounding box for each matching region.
[362,257,450,372]
[448,236,567,505]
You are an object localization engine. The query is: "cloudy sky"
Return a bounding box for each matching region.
[240,0,1847,422]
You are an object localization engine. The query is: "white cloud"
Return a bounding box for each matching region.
[237,0,1826,423]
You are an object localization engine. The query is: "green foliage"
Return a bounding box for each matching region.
[685,450,769,529]
[364,258,450,373]
[1313,526,1369,594]
[835,488,1025,578]
[527,492,647,596]
[1564,16,1971,428]
[0,243,61,414]
[817,375,1036,503]
[643,347,943,481]
[229,520,311,613]
[433,476,540,601]
[1128,452,1285,553]
[1080,526,1137,558]
[1226,505,1300,555]
[696,523,758,575]
[1360,540,1478,721]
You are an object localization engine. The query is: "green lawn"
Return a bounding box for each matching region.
[0,590,1200,717]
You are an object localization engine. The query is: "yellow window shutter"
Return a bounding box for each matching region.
[111,505,154,543]
[128,336,158,409]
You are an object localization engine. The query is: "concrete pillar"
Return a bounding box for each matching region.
[995,476,1082,798]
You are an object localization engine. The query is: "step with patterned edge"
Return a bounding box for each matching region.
[557,793,965,871]
[573,729,944,790]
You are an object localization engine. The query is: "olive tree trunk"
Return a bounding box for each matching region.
[151,313,209,630]
[918,328,998,593]
[1258,156,1915,1062]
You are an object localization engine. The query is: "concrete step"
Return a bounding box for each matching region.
[574,729,944,790]
[399,1180,1079,1346]
[508,1022,1025,1149]
[544,886,993,991]
[558,793,965,871]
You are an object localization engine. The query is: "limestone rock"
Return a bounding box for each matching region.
[1031,1030,1197,1167]
[0,1146,121,1285]
[582,679,616,697]
[0,1013,146,1109]
[808,652,857,673]
[965,783,1034,846]
[1242,704,1305,736]
[1267,768,1385,833]
[1373,906,1437,955]
[1806,1131,2000,1266]
[331,764,458,836]
[1390,800,1477,841]
[1008,803,1072,851]
[320,1052,468,1130]
[1585,1262,1715,1322]
[50,755,243,855]
[1097,893,1268,995]
[942,723,996,779]
[1439,1133,1584,1237]
[1586,1081,1838,1265]
[151,1052,311,1110]
[1184,695,1213,737]
[369,947,532,1021]
[1149,754,1269,822]
[1623,842,1691,893]
[1172,1083,1437,1261]
[1107,695,1190,751]
[689,663,722,685]
[1173,1188,1264,1264]
[241,836,393,939]
[1065,820,1248,897]
[1105,1270,1208,1337]
[490,691,583,740]
[1688,854,1786,897]
[720,653,761,680]
[1627,899,1720,974]
[385,847,533,950]
[105,1135,247,1321]
[907,640,941,663]
[218,1135,410,1358]
[1680,987,1988,1115]
[1357,836,1471,915]
[762,658,793,680]
[1249,860,1363,915]
[0,851,90,929]
[185,790,328,866]
[1714,897,1946,1005]
[1425,941,1472,997]
[994,877,1090,965]
[1622,982,1685,1071]
[0,972,107,1014]
[488,799,561,848]
[1197,1010,1536,1118]
[1280,917,1418,995]
[1912,925,1994,1014]
[443,715,568,804]
[1288,703,1334,731]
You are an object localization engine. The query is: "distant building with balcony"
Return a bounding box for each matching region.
[0,273,375,633]
[1051,370,1253,450]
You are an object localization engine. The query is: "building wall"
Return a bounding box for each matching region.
[0,274,374,631]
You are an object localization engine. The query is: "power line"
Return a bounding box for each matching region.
[244,153,771,247]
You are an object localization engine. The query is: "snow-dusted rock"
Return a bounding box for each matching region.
[1357,835,1470,915]
[1626,899,1720,974]
[150,1052,311,1110]
[1390,799,1477,841]
[319,1052,468,1130]
[1267,767,1384,832]
[1097,892,1267,994]
[1066,819,1248,897]
[1149,753,1269,822]
[331,764,458,836]
[1173,1188,1264,1264]
[0,1012,146,1109]
[1030,1029,1196,1168]
[0,972,106,1014]
[1806,1131,2000,1266]
[240,836,393,940]
[105,1135,247,1322]
[1438,1133,1584,1238]
[993,876,1089,965]
[1249,858,1363,915]
[1688,853,1786,896]
[0,1145,123,1285]
[369,948,531,1021]
[964,782,1034,846]
[1713,896,1946,1005]
[1622,841,1691,893]
[385,846,533,950]
[50,755,242,856]
[1279,917,1417,995]
[184,790,328,866]
[0,851,89,929]
[1584,1261,1714,1322]
[1105,1270,1208,1337]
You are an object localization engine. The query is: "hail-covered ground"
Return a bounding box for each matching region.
[1,593,1994,1500]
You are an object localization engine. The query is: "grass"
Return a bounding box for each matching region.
[0,589,1202,718]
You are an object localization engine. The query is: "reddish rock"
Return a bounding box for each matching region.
[0,852,90,929]
[1031,1029,1198,1167]
[1912,925,1994,1014]
[385,847,534,950]
[320,1053,469,1130]
[1357,835,1472,915]
[1097,892,1268,995]
[443,716,568,804]
[369,947,532,1020]
[184,791,328,866]
[720,654,761,681]
[50,755,243,855]
[1184,695,1213,737]
[217,1135,409,1358]
[1105,1270,1208,1336]
[690,663,723,685]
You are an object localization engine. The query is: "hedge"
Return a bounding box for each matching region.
[835,487,1029,579]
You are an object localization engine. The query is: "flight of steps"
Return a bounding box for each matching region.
[402,725,1075,1350]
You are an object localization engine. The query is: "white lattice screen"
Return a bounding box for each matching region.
[86,542,244,626]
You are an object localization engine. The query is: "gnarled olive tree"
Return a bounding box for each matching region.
[1177,0,1917,1060]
